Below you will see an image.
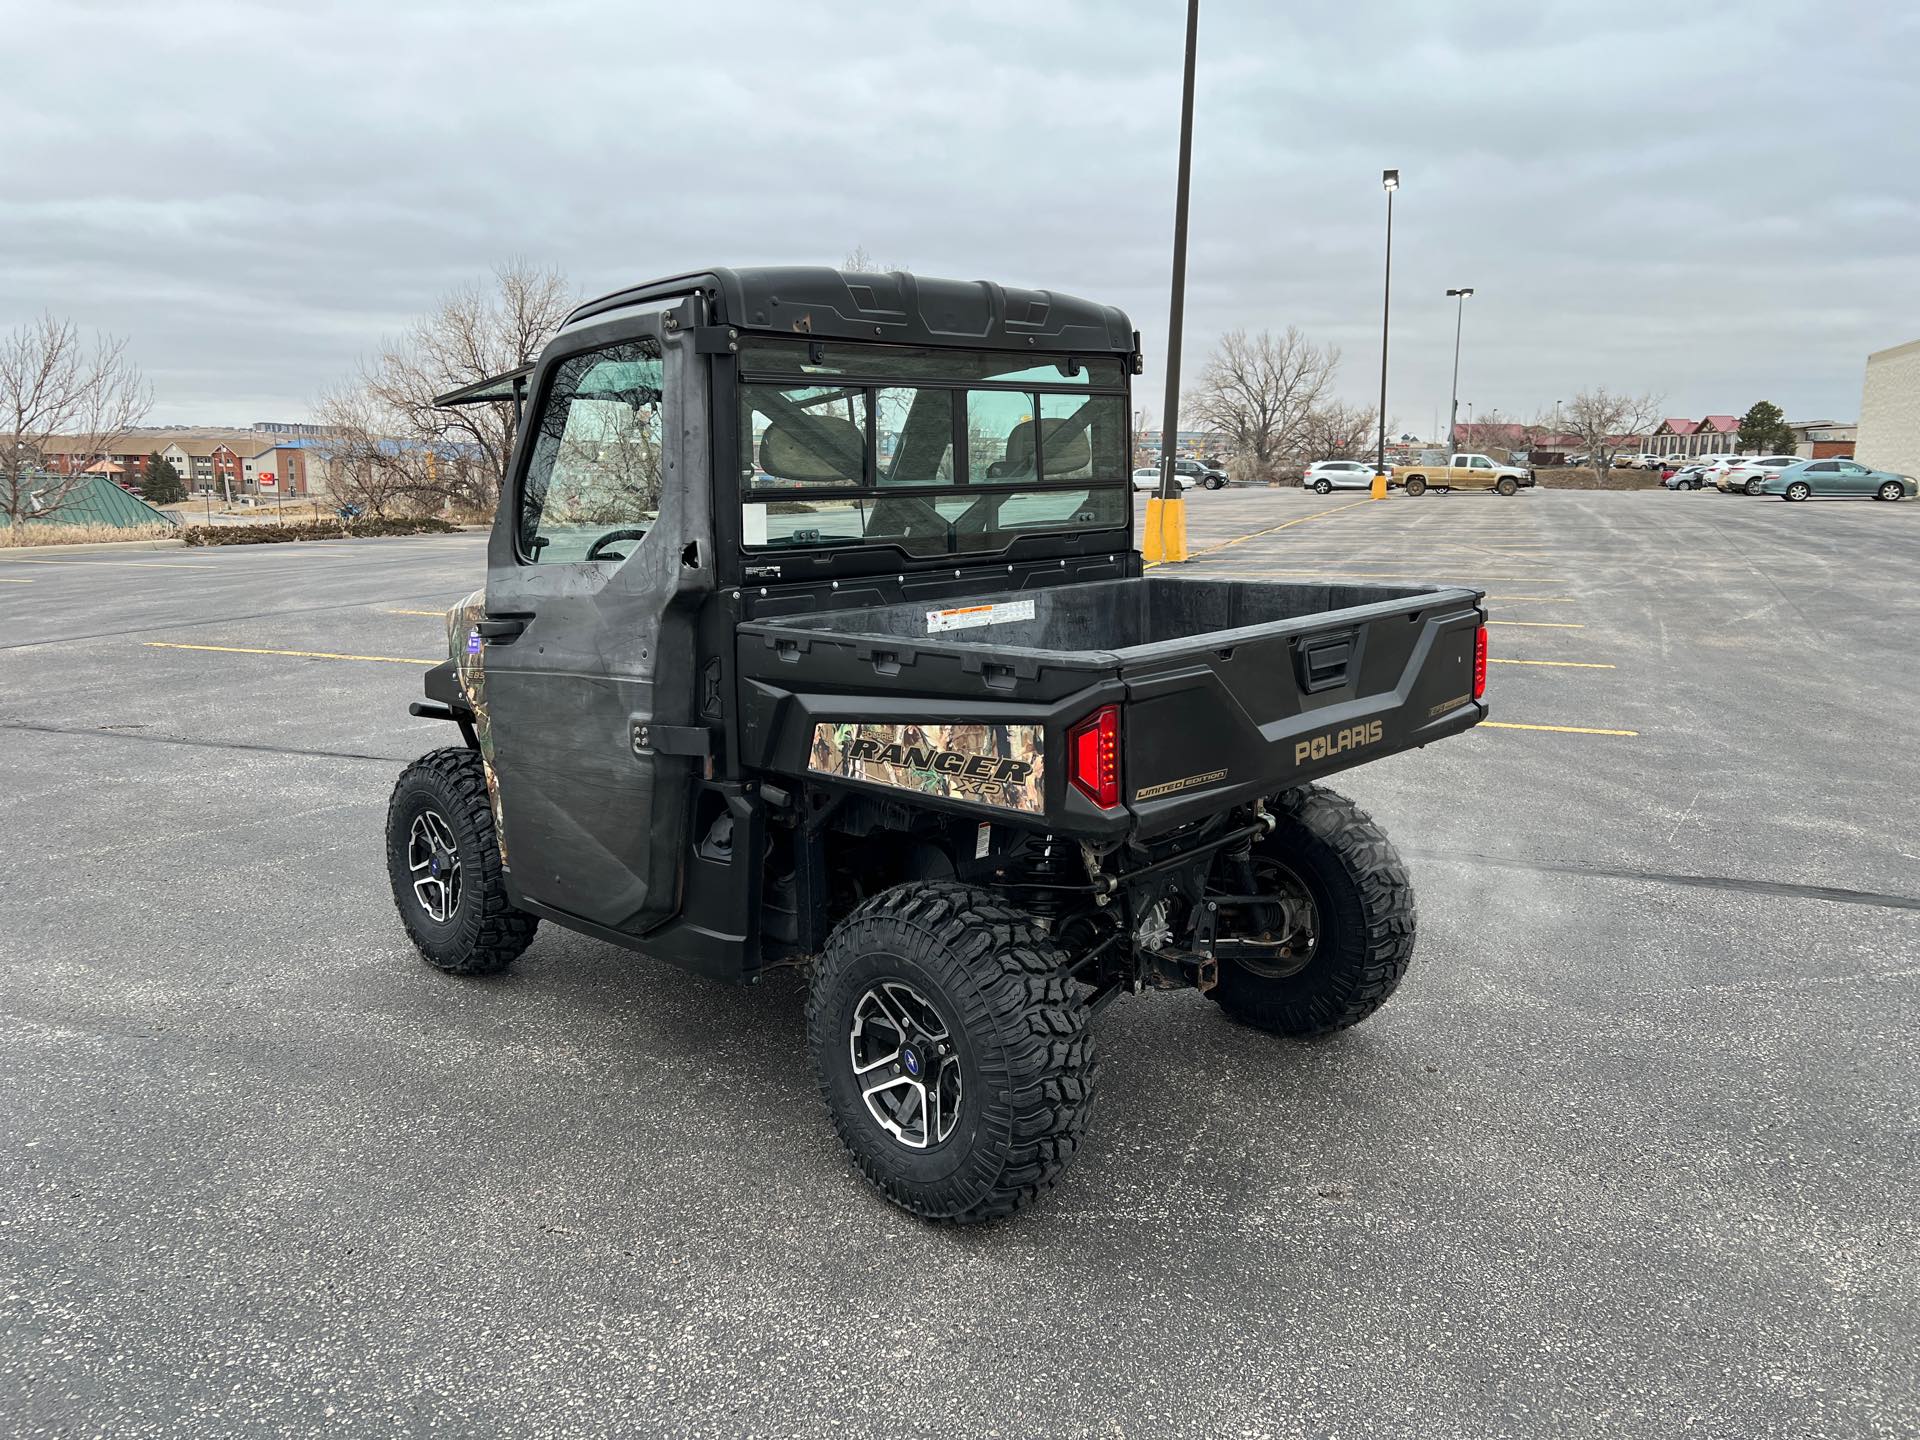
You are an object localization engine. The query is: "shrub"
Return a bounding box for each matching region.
[180,516,459,546]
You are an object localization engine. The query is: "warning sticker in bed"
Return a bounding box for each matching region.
[924,598,1036,634]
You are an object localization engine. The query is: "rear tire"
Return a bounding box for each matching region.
[1745,477,1765,496]
[1210,786,1416,1037]
[1784,481,1811,502]
[1313,478,1333,494]
[1878,481,1904,502]
[1404,476,1427,496]
[386,748,537,975]
[806,883,1096,1223]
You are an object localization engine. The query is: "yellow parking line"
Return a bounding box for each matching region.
[383,608,449,617]
[1483,721,1638,736]
[144,641,435,665]
[1146,499,1373,568]
[0,576,33,583]
[1488,658,1614,669]
[1228,569,1568,583]
[1486,620,1584,629]
[0,558,211,570]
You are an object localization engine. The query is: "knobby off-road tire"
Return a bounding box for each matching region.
[386,747,538,975]
[806,882,1096,1223]
[1211,785,1416,1038]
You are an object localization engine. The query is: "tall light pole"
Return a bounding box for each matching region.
[1446,286,1473,449]
[1148,0,1201,564]
[1376,170,1399,477]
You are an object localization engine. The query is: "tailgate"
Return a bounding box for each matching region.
[1117,585,1486,833]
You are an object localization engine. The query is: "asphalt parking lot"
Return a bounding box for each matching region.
[3,488,1916,1439]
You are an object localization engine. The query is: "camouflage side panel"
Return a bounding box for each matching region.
[809,721,1045,815]
[446,589,509,863]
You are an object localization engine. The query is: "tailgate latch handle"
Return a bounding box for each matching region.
[1294,632,1354,694]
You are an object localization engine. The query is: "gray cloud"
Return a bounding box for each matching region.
[4,0,1913,429]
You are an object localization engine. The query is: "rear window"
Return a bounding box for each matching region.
[738,339,1128,556]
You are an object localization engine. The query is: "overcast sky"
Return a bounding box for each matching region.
[6,0,1915,432]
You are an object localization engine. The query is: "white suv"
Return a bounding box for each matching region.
[1717,455,1800,495]
[1303,459,1386,493]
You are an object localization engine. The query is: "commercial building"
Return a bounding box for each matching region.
[1855,339,1920,479]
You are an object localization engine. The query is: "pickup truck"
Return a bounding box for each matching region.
[1396,451,1535,496]
[391,265,1489,1222]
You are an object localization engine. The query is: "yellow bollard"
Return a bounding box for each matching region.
[1371,474,1388,499]
[1161,495,1189,562]
[1142,496,1165,562]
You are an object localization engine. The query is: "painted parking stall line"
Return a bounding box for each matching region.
[144,641,436,665]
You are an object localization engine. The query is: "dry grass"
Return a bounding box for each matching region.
[0,521,177,547]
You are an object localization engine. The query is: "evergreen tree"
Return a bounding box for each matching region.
[144,452,185,503]
[1735,401,1795,456]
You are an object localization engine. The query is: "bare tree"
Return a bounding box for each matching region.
[1562,388,1665,482]
[843,247,910,274]
[1295,401,1383,465]
[1,313,151,522]
[1185,328,1339,480]
[352,260,574,512]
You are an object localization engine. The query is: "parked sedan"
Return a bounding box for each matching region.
[1717,455,1801,494]
[1664,464,1710,490]
[1764,458,1915,502]
[1131,467,1195,493]
[1302,459,1387,493]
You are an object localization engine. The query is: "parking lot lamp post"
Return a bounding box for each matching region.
[1446,287,1473,449]
[1377,169,1398,477]
[1144,0,1201,565]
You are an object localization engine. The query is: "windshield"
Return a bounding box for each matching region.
[737,339,1129,557]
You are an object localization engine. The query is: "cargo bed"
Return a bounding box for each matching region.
[738,575,1487,838]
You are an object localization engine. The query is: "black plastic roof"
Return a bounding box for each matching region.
[565,267,1138,357]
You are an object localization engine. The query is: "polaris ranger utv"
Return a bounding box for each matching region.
[389,267,1489,1222]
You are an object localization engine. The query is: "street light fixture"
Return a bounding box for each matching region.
[1446,286,1474,449]
[1376,170,1398,476]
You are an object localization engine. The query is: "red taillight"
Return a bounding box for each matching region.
[1473,625,1488,700]
[1068,705,1121,809]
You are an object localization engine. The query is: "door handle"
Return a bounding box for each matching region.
[477,617,528,641]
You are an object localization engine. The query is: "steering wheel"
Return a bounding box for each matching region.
[585,527,648,562]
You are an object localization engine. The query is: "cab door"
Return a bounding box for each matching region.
[475,308,714,936]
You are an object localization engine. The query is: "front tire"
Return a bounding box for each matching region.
[1878,481,1904,502]
[1210,786,1415,1037]
[386,747,537,974]
[806,883,1096,1223]
[1496,476,1519,496]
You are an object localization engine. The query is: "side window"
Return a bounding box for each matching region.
[1806,462,1835,473]
[1471,456,1494,470]
[518,340,664,563]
